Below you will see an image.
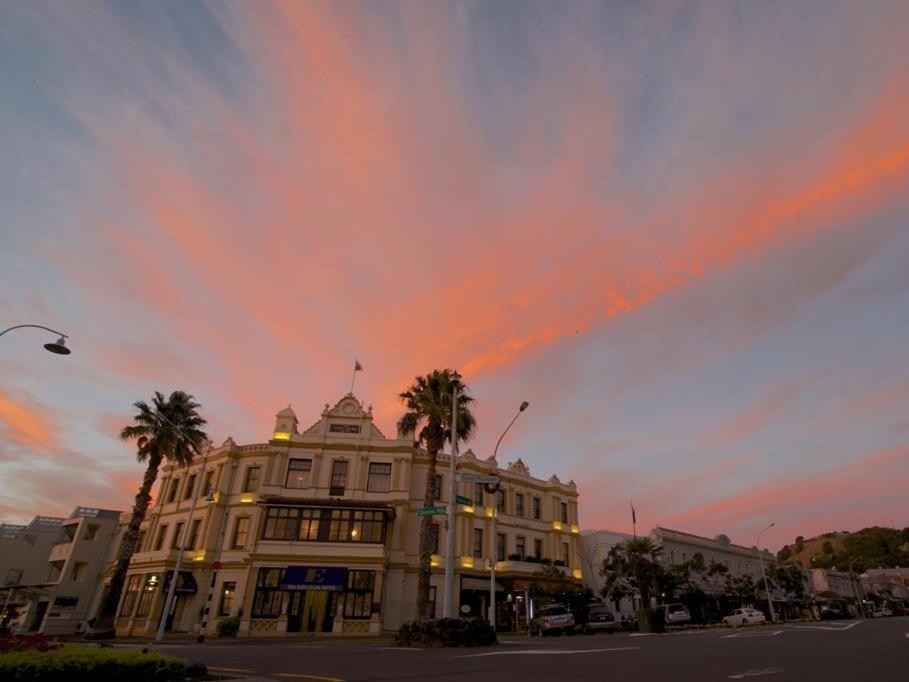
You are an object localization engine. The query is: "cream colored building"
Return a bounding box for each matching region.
[111,394,581,637]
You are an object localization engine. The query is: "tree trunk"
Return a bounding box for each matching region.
[93,452,162,635]
[416,447,439,620]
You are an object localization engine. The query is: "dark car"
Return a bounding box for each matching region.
[820,608,845,620]
[583,605,618,634]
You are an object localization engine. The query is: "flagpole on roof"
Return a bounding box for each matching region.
[631,500,637,538]
[350,359,363,395]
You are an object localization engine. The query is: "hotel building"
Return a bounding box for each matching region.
[111,394,582,637]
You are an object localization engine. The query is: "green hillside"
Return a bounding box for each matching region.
[778,526,909,571]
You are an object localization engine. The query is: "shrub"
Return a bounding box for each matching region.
[0,634,60,653]
[0,645,206,681]
[216,617,240,638]
[395,618,496,648]
[635,608,665,634]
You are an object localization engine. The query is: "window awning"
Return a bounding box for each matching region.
[163,570,198,595]
[280,566,348,592]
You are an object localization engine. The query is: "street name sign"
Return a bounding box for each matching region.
[418,506,447,516]
[455,495,472,506]
[456,473,499,484]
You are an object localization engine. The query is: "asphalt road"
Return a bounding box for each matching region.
[151,617,909,681]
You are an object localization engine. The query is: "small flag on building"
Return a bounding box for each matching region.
[350,359,363,394]
[354,359,363,372]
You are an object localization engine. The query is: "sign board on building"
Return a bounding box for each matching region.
[329,424,361,434]
[456,473,499,484]
[418,506,447,516]
[280,566,348,592]
[455,495,472,506]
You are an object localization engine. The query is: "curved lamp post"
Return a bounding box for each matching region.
[757,523,776,622]
[0,325,71,355]
[487,401,529,630]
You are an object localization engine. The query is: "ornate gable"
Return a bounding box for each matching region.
[507,458,531,476]
[301,394,387,438]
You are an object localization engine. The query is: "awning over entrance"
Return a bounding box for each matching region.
[163,570,198,595]
[461,577,504,592]
[280,566,348,592]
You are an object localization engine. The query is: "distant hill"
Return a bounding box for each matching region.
[778,526,909,571]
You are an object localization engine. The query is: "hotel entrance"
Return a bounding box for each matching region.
[286,591,338,633]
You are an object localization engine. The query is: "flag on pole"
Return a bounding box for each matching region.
[631,501,636,525]
[354,359,363,372]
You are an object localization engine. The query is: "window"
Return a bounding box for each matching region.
[343,570,375,619]
[350,510,385,543]
[252,568,284,618]
[515,494,524,517]
[497,533,506,561]
[428,523,440,554]
[260,507,385,543]
[532,497,541,520]
[329,509,351,541]
[516,536,525,560]
[243,467,260,493]
[263,507,297,540]
[367,462,392,493]
[218,581,236,616]
[232,517,249,549]
[496,489,505,513]
[562,542,570,566]
[188,519,202,550]
[167,479,179,503]
[135,574,158,617]
[298,508,320,541]
[154,525,168,551]
[534,538,543,560]
[474,483,484,507]
[560,502,568,523]
[330,460,348,494]
[202,470,214,496]
[473,528,484,558]
[135,530,146,553]
[184,474,197,500]
[71,562,87,582]
[83,525,99,541]
[4,568,24,586]
[119,574,141,616]
[172,522,185,549]
[431,475,442,501]
[427,586,437,619]
[285,459,312,489]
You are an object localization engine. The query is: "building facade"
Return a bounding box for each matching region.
[110,394,582,638]
[0,516,65,633]
[579,529,639,614]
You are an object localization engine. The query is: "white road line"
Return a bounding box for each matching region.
[458,646,638,658]
[380,647,423,651]
[723,630,783,639]
[728,667,783,679]
[794,621,862,631]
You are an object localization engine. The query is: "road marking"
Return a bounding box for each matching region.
[208,666,256,673]
[379,646,423,651]
[458,646,638,658]
[629,633,655,637]
[728,668,783,679]
[794,621,861,631]
[273,675,344,682]
[723,630,783,639]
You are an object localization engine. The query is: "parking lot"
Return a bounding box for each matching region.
[145,616,909,681]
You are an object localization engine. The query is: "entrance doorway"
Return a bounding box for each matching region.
[286,591,337,633]
[165,595,186,632]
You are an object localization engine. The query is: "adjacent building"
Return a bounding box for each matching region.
[109,394,582,637]
[580,529,638,613]
[0,516,65,632]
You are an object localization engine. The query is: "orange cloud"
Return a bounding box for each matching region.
[0,389,56,452]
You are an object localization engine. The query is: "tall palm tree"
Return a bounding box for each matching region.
[398,369,476,619]
[94,391,207,635]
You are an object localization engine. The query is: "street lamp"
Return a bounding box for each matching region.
[757,523,776,622]
[849,557,865,618]
[0,325,71,354]
[443,371,461,619]
[488,401,529,630]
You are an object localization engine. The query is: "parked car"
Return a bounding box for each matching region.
[820,608,846,621]
[871,607,893,618]
[892,607,909,617]
[657,603,692,626]
[583,605,618,634]
[530,604,575,636]
[722,608,767,626]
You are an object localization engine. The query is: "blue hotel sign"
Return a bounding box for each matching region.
[280,566,348,592]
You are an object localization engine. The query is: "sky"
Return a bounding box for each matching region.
[0,1,907,551]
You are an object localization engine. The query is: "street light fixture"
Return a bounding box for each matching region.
[488,401,529,631]
[757,523,776,622]
[0,325,71,355]
[443,371,462,619]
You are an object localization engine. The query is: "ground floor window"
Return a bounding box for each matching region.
[219,581,236,616]
[252,568,284,618]
[119,575,141,617]
[343,570,376,619]
[135,574,158,617]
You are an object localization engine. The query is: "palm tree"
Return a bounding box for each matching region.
[93,391,207,635]
[398,369,476,619]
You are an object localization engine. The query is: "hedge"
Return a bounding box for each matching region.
[395,618,497,648]
[0,645,206,681]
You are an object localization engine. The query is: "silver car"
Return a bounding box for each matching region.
[583,605,618,634]
[531,604,575,636]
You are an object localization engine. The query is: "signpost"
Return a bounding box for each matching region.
[418,506,447,516]
[455,495,472,506]
[456,473,500,484]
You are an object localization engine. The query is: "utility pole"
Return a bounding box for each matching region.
[757,523,777,622]
[442,372,461,619]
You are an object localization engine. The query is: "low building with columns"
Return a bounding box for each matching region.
[110,394,581,637]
